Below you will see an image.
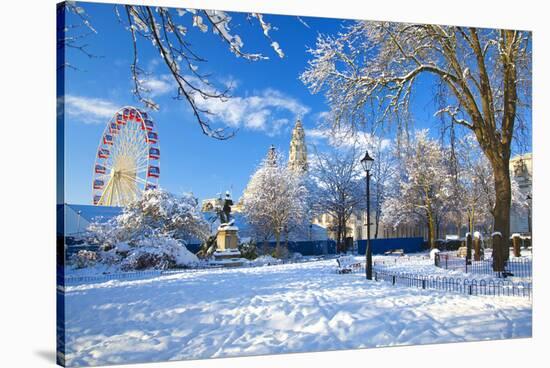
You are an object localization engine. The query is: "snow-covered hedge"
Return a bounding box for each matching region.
[71,250,99,269]
[75,189,208,271]
[68,236,200,271]
[239,240,258,260]
[120,236,199,271]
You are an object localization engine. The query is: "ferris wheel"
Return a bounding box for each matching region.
[92,106,160,206]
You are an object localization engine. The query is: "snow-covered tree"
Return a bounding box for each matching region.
[309,147,365,252]
[83,189,208,270]
[369,136,396,239]
[59,3,285,139]
[452,134,530,235]
[382,130,453,248]
[451,134,496,233]
[116,189,209,243]
[301,22,531,250]
[242,147,309,253]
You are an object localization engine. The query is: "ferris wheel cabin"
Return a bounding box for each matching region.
[94,164,106,174]
[103,134,114,145]
[116,113,125,125]
[98,149,110,159]
[93,179,105,190]
[146,131,158,144]
[143,119,154,131]
[149,147,160,160]
[147,166,160,178]
[93,195,102,205]
[109,123,120,134]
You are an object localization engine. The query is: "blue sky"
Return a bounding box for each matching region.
[62,2,530,205]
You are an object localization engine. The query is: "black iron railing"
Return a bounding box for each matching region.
[373,270,531,299]
[336,261,531,299]
[435,253,532,278]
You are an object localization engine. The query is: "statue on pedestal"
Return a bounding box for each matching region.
[201,190,244,267]
[218,191,233,225]
[215,192,238,252]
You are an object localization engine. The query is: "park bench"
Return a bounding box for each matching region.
[384,248,404,256]
[336,255,362,274]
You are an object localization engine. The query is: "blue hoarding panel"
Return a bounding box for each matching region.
[356,237,424,255]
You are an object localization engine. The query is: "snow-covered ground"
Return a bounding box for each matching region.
[63,254,328,279]
[63,258,532,367]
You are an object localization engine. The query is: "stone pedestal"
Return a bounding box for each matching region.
[210,225,245,267]
[216,226,239,251]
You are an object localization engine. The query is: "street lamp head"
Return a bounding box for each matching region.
[360,150,374,172]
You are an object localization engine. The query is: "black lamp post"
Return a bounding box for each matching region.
[361,150,374,280]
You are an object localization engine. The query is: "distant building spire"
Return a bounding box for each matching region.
[266,144,278,167]
[288,118,308,173]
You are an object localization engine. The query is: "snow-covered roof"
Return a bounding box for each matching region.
[66,204,122,222]
[59,204,122,235]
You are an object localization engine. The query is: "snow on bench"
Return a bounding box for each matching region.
[336,255,362,274]
[384,249,404,256]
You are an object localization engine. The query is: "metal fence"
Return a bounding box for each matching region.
[335,260,531,299]
[372,270,532,299]
[435,253,532,278]
[61,269,164,285]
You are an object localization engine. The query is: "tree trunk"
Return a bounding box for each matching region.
[436,216,441,240]
[284,228,289,248]
[492,232,505,273]
[336,218,342,254]
[491,159,512,262]
[263,239,269,256]
[427,213,436,249]
[275,230,281,250]
[342,216,347,252]
[465,233,472,265]
[512,235,521,257]
[473,236,481,261]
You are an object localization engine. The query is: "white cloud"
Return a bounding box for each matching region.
[306,127,391,151]
[315,110,331,123]
[247,110,271,129]
[307,128,332,141]
[140,75,172,97]
[64,95,120,124]
[193,88,310,135]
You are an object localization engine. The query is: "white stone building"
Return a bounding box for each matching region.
[509,153,532,234]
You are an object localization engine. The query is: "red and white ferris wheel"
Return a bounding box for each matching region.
[92,106,160,206]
